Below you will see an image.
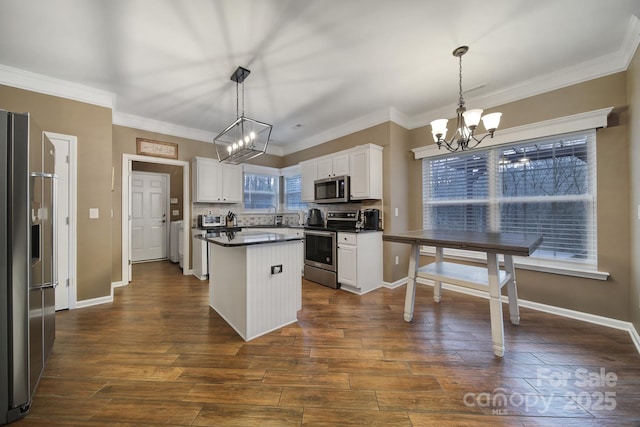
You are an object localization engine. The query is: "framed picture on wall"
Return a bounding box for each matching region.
[136,138,178,159]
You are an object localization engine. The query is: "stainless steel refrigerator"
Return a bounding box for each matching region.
[1,110,56,424]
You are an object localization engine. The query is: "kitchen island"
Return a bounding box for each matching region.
[199,230,303,341]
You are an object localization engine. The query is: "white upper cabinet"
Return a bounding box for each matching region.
[316,153,350,178]
[300,159,317,202]
[192,157,242,203]
[349,144,383,200]
[299,144,383,202]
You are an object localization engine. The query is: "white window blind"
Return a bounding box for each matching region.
[284,174,306,210]
[423,130,597,265]
[244,173,279,210]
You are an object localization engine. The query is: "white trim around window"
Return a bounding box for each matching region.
[412,107,613,160]
[419,246,609,280]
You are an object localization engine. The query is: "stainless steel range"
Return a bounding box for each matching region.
[303,211,358,289]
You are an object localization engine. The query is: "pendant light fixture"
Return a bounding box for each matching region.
[213,66,272,164]
[430,46,502,152]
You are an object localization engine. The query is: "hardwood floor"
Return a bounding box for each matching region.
[16,260,640,426]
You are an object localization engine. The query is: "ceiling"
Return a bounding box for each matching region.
[1,0,639,156]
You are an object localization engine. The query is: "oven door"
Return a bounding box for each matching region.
[304,230,336,272]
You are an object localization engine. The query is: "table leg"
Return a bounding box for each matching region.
[487,253,505,357]
[433,246,443,303]
[504,254,520,325]
[404,243,420,322]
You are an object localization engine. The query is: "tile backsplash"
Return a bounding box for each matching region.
[192,204,304,227]
[192,200,383,228]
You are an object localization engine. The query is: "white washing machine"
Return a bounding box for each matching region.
[192,228,208,280]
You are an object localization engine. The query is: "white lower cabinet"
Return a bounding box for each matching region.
[337,231,383,294]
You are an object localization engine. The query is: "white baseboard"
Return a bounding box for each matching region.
[386,276,640,356]
[111,280,127,289]
[75,294,114,309]
[383,278,407,289]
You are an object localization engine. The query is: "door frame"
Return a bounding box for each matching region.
[122,154,190,284]
[44,131,77,310]
[130,170,170,262]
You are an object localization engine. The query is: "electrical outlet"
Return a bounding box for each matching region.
[271,265,283,275]
[395,256,399,265]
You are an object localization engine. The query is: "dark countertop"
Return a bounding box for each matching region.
[196,230,303,247]
[383,229,542,256]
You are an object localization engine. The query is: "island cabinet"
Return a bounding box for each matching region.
[316,153,349,178]
[192,156,242,203]
[206,231,303,341]
[349,144,383,200]
[337,231,383,295]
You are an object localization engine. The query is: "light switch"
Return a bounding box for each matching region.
[89,208,99,219]
[395,207,398,217]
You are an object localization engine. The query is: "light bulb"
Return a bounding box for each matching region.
[227,146,232,154]
[481,112,502,132]
[430,119,448,139]
[462,109,483,128]
[238,139,243,147]
[232,143,238,150]
[249,131,256,140]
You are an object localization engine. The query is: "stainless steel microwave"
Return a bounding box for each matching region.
[314,175,350,203]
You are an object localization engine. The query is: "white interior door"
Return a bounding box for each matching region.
[48,133,74,310]
[131,172,169,262]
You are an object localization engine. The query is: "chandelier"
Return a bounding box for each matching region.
[430,46,502,152]
[214,66,272,164]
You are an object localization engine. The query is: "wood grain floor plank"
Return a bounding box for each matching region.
[13,260,639,425]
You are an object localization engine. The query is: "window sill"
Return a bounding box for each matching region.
[419,247,609,281]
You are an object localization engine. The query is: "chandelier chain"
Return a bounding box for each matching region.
[458,54,464,109]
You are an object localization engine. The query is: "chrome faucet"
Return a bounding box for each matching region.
[269,205,277,225]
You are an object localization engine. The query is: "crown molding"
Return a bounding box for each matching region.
[281,107,407,156]
[1,16,638,157]
[0,64,115,109]
[406,15,640,131]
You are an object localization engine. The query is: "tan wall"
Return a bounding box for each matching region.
[278,72,633,321]
[628,48,640,332]
[282,123,391,166]
[111,125,283,282]
[3,68,635,322]
[406,72,632,321]
[1,84,113,302]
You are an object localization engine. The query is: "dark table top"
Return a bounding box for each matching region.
[383,229,543,257]
[196,230,302,248]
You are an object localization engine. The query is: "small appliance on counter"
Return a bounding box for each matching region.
[198,214,224,228]
[356,209,381,230]
[362,208,380,230]
[307,208,323,226]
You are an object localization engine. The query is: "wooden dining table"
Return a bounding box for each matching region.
[383,230,543,357]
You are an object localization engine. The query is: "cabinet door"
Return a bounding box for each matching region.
[337,244,357,287]
[300,160,317,202]
[196,159,222,202]
[316,157,333,178]
[221,164,243,203]
[349,149,369,199]
[332,154,350,176]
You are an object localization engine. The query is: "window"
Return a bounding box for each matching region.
[283,174,307,210]
[423,131,597,265]
[244,173,279,210]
